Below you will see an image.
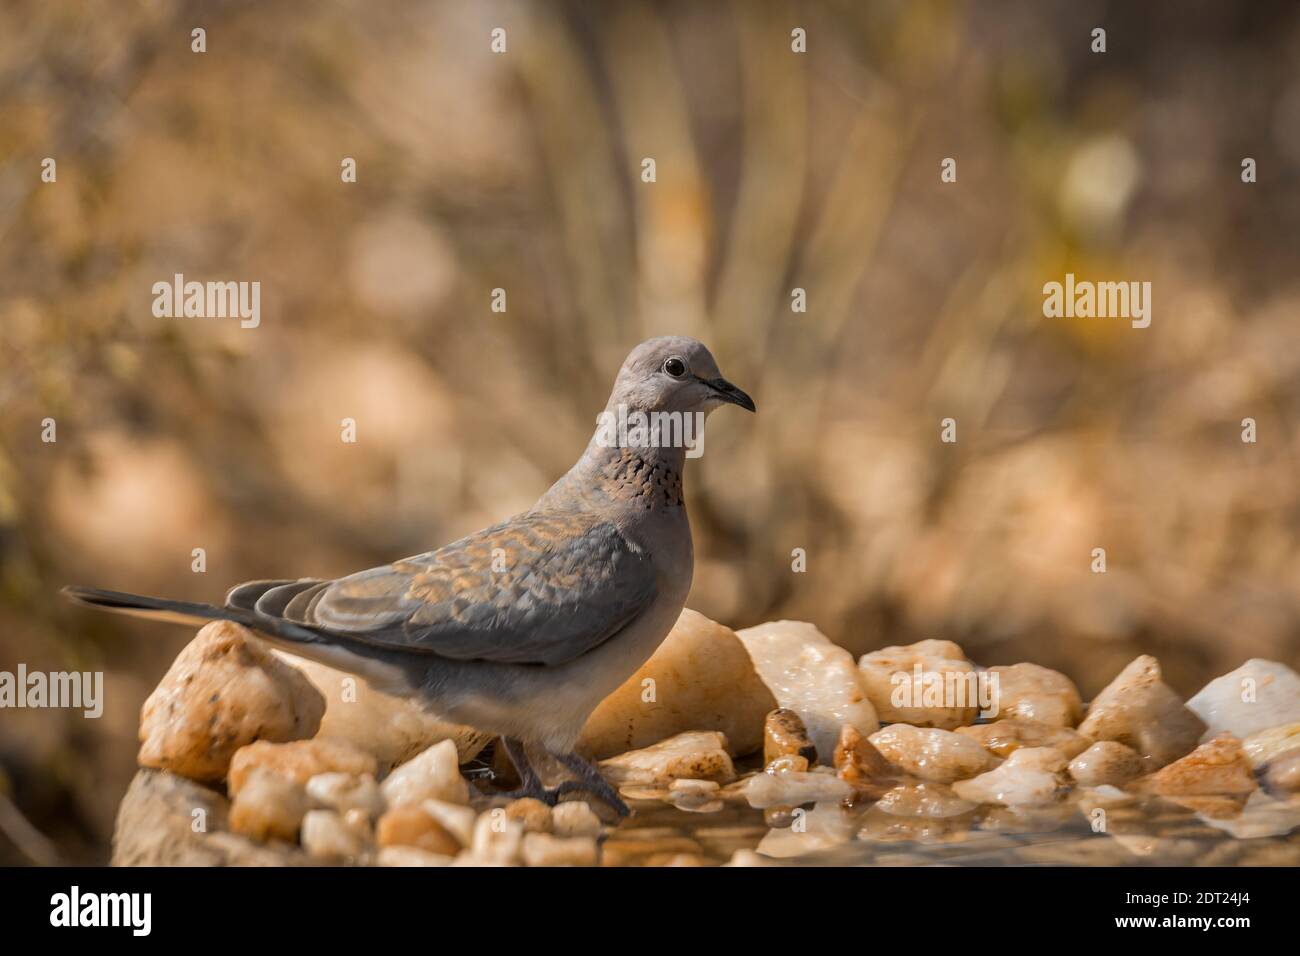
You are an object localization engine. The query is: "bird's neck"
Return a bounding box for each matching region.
[570,428,688,509]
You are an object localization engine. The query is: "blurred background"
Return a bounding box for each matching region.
[2,0,1300,863]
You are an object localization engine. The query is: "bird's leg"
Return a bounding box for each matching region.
[494,736,551,802]
[549,750,631,817]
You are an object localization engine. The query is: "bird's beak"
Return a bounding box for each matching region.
[705,377,756,412]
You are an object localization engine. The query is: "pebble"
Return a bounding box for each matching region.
[666,778,724,813]
[833,724,899,798]
[984,664,1083,727]
[377,846,455,867]
[376,805,463,855]
[764,708,818,766]
[137,621,325,783]
[504,798,553,833]
[469,811,525,865]
[951,747,1066,806]
[228,737,378,797]
[1264,750,1300,794]
[305,771,385,819]
[419,798,478,846]
[551,801,604,838]
[598,730,735,787]
[1067,741,1145,787]
[228,767,309,843]
[579,609,776,758]
[1241,722,1300,769]
[724,849,777,866]
[744,768,853,808]
[521,832,598,866]
[380,739,470,808]
[736,620,879,758]
[1134,733,1257,796]
[301,809,370,861]
[765,754,809,773]
[868,723,996,783]
[643,852,708,866]
[764,806,797,828]
[858,639,978,729]
[956,718,1091,759]
[1076,655,1205,767]
[1187,659,1300,741]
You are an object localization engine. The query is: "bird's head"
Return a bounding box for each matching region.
[607,336,755,417]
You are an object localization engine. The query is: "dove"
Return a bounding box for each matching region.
[64,336,754,815]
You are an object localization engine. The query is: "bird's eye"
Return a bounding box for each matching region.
[663,357,687,378]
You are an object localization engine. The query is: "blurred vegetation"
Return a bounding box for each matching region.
[3,0,1300,862]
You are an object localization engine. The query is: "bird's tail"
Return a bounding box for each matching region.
[60,585,324,645]
[63,585,418,695]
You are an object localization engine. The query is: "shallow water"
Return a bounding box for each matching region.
[603,791,1300,866]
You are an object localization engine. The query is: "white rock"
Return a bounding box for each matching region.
[985,663,1083,727]
[551,801,603,838]
[579,609,776,758]
[744,769,854,809]
[306,772,385,819]
[858,639,978,729]
[724,848,779,867]
[955,718,1092,759]
[868,724,996,783]
[377,846,455,867]
[736,621,879,758]
[380,739,469,808]
[666,778,724,813]
[469,811,524,865]
[1187,659,1300,742]
[301,809,369,861]
[1242,723,1300,769]
[598,731,735,787]
[1198,791,1300,839]
[419,798,478,847]
[227,768,309,843]
[951,747,1066,806]
[1067,741,1144,787]
[1076,655,1205,767]
[520,832,598,867]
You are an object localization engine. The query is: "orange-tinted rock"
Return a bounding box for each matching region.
[1136,734,1257,796]
[138,621,324,783]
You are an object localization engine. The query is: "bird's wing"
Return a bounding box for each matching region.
[237,512,657,667]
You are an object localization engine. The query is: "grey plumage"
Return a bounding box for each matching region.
[64,336,754,813]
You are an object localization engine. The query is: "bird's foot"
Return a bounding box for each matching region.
[495,736,630,817]
[550,752,631,818]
